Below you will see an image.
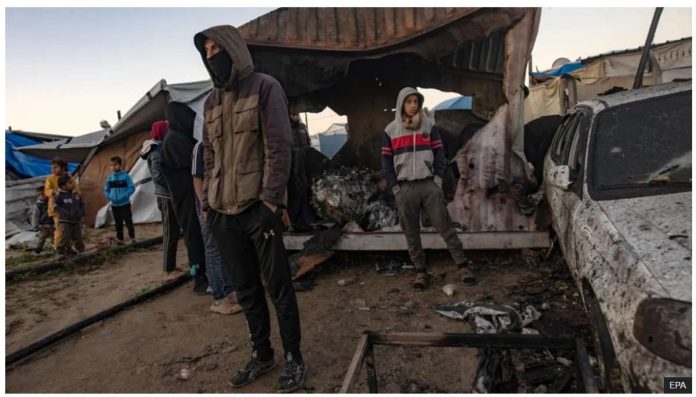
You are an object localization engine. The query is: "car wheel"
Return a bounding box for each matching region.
[582,281,625,392]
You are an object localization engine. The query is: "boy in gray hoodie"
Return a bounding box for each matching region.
[381,87,477,289]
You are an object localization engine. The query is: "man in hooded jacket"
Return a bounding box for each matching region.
[160,101,208,293]
[193,25,306,392]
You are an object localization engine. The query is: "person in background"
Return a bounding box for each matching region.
[381,87,477,290]
[141,120,185,280]
[287,113,314,232]
[104,156,136,245]
[31,186,55,254]
[194,25,306,392]
[53,175,85,256]
[192,140,243,315]
[44,158,79,249]
[160,101,208,294]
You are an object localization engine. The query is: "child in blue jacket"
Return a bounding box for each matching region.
[104,156,136,244]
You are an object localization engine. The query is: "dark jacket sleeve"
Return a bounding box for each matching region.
[259,78,292,207]
[430,126,446,178]
[201,116,213,210]
[149,149,168,194]
[381,132,398,188]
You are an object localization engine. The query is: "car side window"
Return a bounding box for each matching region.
[551,113,580,164]
[567,111,592,197]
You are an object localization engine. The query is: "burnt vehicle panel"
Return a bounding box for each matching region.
[543,81,692,392]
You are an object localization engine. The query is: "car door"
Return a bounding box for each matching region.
[544,111,582,254]
[560,109,592,271]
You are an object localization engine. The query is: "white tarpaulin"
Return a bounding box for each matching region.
[93,80,212,227]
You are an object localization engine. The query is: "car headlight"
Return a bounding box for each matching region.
[633,298,691,367]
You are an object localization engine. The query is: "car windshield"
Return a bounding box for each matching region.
[593,90,692,191]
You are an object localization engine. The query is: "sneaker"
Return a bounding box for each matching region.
[66,248,79,256]
[129,237,137,244]
[193,274,209,295]
[116,239,125,246]
[206,286,213,294]
[412,271,429,290]
[210,299,243,315]
[278,352,308,393]
[229,351,276,388]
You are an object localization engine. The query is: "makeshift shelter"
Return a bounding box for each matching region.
[5,176,47,238]
[17,128,109,164]
[77,80,213,227]
[238,7,542,232]
[526,37,692,122]
[5,130,77,180]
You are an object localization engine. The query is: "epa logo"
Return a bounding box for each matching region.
[665,377,692,394]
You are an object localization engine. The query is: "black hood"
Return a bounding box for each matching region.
[194,25,255,89]
[166,102,196,136]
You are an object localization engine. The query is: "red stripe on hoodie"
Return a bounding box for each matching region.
[390,134,432,150]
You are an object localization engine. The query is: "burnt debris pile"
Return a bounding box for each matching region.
[310,167,398,231]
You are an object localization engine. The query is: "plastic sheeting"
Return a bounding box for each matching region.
[6,132,77,179]
[5,176,47,238]
[90,80,213,227]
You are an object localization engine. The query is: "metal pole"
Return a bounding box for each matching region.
[633,7,663,89]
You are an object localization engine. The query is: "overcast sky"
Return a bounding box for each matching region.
[5,7,692,136]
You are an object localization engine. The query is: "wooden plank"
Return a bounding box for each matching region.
[370,333,576,349]
[365,343,378,393]
[284,231,550,251]
[339,334,370,393]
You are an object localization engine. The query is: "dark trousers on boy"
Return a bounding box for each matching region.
[112,203,135,242]
[208,202,302,359]
[36,226,55,252]
[57,221,85,254]
[395,179,468,271]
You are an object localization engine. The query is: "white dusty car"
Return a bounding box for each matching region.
[543,81,692,392]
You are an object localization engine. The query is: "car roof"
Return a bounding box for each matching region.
[576,81,692,110]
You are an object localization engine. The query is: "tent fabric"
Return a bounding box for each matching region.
[95,157,161,228]
[17,129,109,163]
[5,176,47,238]
[530,61,583,80]
[83,79,213,227]
[432,96,473,111]
[79,130,150,226]
[5,132,78,179]
[524,78,565,123]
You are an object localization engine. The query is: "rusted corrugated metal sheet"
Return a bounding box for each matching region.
[239,8,479,51]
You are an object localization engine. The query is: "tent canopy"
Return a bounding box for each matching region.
[5,131,78,179]
[433,96,473,111]
[16,128,109,163]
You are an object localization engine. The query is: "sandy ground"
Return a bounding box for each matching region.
[5,243,591,393]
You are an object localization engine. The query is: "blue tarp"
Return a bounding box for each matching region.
[433,96,473,111]
[530,61,583,79]
[5,132,77,179]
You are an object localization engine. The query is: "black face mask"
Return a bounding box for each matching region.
[207,51,233,83]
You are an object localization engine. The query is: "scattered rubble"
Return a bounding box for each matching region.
[337,278,354,286]
[311,167,397,230]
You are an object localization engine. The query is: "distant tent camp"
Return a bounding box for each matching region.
[526,37,692,122]
[5,130,78,180]
[78,79,213,227]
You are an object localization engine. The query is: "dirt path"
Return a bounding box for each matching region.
[5,246,591,393]
[5,234,189,353]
